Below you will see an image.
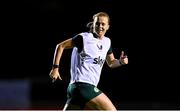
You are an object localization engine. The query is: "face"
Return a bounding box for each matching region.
[93,16,109,39]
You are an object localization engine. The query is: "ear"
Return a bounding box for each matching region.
[106,24,110,30]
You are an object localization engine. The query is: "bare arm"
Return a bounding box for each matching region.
[49,38,74,82]
[53,38,74,66]
[106,51,128,68]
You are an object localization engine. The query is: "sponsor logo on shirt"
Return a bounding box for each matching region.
[93,56,105,67]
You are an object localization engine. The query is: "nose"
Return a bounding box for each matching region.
[99,24,103,28]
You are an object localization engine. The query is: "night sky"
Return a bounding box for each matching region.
[0,0,179,109]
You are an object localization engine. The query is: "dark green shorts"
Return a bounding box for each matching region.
[66,82,102,107]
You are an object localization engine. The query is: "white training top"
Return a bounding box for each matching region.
[70,32,111,86]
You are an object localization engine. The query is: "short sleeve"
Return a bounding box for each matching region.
[72,34,83,52]
[107,45,113,55]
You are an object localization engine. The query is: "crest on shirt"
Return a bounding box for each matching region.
[97,44,103,50]
[94,87,100,93]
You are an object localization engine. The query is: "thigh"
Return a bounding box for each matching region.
[66,83,85,107]
[63,92,83,110]
[86,93,117,110]
[66,83,99,109]
[64,103,81,110]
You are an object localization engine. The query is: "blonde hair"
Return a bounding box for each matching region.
[86,12,110,30]
[93,12,110,24]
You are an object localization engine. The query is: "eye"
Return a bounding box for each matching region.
[95,22,105,26]
[101,23,105,26]
[96,22,100,26]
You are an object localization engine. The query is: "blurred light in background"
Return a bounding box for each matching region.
[0,79,30,109]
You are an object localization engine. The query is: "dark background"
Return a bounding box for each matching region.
[0,0,179,110]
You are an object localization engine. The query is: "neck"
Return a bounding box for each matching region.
[92,32,103,40]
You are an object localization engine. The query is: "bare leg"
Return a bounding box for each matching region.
[63,103,81,110]
[63,98,83,110]
[85,93,117,110]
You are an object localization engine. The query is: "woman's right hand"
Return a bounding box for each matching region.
[49,68,62,82]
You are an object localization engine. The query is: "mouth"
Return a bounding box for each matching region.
[94,28,105,37]
[97,29,104,33]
